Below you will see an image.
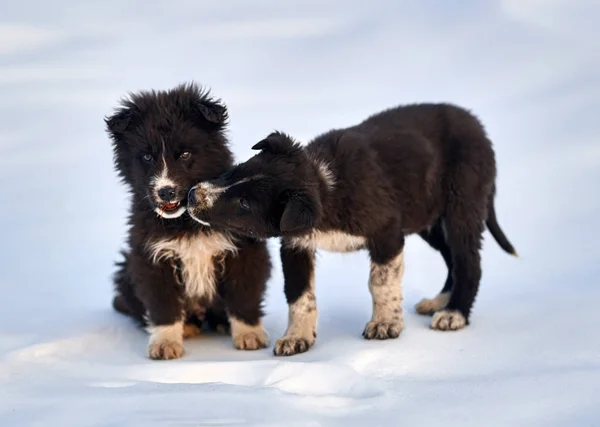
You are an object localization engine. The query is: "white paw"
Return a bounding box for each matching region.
[362,319,404,340]
[147,322,185,360]
[148,338,184,360]
[274,334,316,356]
[233,329,269,350]
[229,317,269,351]
[415,292,450,315]
[431,310,467,331]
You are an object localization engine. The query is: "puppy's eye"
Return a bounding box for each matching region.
[179,151,191,160]
[239,198,250,210]
[142,154,153,162]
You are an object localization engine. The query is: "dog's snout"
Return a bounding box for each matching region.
[187,185,212,209]
[188,187,197,205]
[157,186,176,201]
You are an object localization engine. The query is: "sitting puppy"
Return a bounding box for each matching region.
[186,103,517,356]
[105,83,271,360]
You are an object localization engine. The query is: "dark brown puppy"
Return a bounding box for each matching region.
[106,83,271,360]
[187,103,517,356]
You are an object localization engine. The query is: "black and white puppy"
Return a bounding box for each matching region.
[187,103,518,356]
[106,83,271,360]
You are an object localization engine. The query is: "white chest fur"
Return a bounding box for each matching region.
[147,233,238,301]
[286,230,367,253]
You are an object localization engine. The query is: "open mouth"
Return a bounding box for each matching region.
[154,200,187,219]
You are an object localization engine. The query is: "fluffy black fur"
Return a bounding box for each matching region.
[187,102,517,356]
[106,83,271,360]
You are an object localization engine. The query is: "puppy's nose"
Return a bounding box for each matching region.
[157,186,176,201]
[187,187,197,205]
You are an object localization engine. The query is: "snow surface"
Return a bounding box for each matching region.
[1,1,600,426]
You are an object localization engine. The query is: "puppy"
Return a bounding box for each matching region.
[105,83,271,360]
[186,103,517,356]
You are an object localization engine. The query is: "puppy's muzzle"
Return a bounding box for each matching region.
[188,184,215,210]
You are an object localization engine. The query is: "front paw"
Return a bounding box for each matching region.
[233,328,269,350]
[273,335,315,356]
[362,320,404,340]
[148,338,184,360]
[229,318,269,351]
[430,309,467,331]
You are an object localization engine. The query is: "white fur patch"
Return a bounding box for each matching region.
[147,321,184,360]
[147,232,238,302]
[151,143,177,197]
[306,152,335,190]
[285,230,366,253]
[150,139,181,208]
[152,168,176,194]
[315,160,335,189]
[274,264,317,356]
[363,251,405,339]
[229,317,269,350]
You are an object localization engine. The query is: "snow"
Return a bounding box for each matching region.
[1,1,600,426]
[2,244,600,426]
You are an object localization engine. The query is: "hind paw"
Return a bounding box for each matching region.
[182,323,202,339]
[415,292,450,315]
[430,310,467,331]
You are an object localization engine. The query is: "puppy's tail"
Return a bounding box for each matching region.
[486,187,519,257]
[112,250,146,322]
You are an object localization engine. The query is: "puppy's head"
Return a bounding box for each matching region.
[105,83,233,219]
[187,132,323,238]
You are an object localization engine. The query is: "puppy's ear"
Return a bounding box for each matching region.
[280,192,320,234]
[252,132,297,154]
[104,109,132,135]
[194,98,228,126]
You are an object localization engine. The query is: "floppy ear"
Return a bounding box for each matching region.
[280,192,320,234]
[194,99,228,126]
[104,109,132,135]
[252,131,297,154]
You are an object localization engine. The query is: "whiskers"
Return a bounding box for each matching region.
[137,194,152,206]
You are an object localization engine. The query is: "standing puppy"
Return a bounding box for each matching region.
[106,83,271,360]
[187,103,517,356]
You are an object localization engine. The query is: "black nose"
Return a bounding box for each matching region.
[188,187,197,205]
[157,186,176,201]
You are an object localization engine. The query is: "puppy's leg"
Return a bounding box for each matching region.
[204,305,231,335]
[416,221,453,315]
[431,214,484,331]
[274,243,317,356]
[363,228,405,340]
[130,253,186,360]
[221,239,270,351]
[363,254,405,339]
